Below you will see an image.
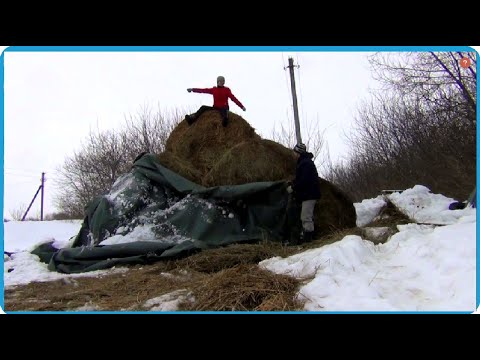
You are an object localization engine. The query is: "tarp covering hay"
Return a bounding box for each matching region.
[42,155,295,273]
[31,109,356,274]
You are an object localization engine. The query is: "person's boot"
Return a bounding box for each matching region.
[303,231,314,243]
[186,115,197,125]
[222,117,228,127]
[287,224,303,246]
[292,232,304,245]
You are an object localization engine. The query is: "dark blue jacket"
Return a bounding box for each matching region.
[293,152,321,201]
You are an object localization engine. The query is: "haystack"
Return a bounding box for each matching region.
[203,139,296,186]
[315,178,358,236]
[157,152,203,185]
[165,110,260,176]
[157,108,357,236]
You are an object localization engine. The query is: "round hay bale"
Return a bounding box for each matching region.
[165,110,261,174]
[156,152,203,184]
[202,139,296,186]
[314,178,357,236]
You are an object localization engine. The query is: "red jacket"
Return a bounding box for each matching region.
[191,86,244,109]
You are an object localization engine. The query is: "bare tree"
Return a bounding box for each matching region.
[369,52,476,115]
[269,114,328,171]
[54,105,188,217]
[324,52,476,202]
[121,104,186,158]
[9,203,28,221]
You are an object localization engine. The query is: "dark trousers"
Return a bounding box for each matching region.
[187,105,229,126]
[282,194,303,244]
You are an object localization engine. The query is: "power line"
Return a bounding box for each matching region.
[4,167,46,174]
[4,180,40,185]
[5,167,60,174]
[4,171,57,182]
[4,172,41,178]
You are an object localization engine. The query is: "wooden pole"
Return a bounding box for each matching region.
[287,57,302,144]
[41,172,45,221]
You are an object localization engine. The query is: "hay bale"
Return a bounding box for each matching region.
[160,109,357,238]
[156,152,203,184]
[203,139,296,186]
[165,110,260,175]
[314,178,357,236]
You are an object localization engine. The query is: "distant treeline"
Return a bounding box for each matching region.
[323,52,476,203]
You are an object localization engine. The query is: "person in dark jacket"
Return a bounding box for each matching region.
[287,143,321,244]
[186,75,246,127]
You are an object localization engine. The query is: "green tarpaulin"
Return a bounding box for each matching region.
[40,153,299,274]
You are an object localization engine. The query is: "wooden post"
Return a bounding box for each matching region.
[21,185,42,221]
[286,57,302,144]
[41,172,45,221]
[21,172,45,221]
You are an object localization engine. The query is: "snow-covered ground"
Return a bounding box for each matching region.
[2,185,477,312]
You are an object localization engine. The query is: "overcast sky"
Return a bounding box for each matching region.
[1,46,478,219]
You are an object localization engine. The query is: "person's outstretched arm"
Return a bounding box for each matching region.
[227,88,246,111]
[187,88,214,94]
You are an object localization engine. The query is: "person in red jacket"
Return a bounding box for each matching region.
[185,76,246,127]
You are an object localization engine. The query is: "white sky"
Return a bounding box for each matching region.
[2,46,478,220]
[2,48,381,220]
[3,185,477,313]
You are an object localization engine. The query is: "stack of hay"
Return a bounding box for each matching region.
[157,109,356,236]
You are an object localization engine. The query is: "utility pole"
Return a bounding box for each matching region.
[41,172,45,221]
[21,172,45,221]
[286,57,302,144]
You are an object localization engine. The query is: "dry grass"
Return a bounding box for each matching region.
[180,264,303,311]
[4,263,205,312]
[5,241,305,312]
[173,241,298,273]
[367,198,412,229]
[302,227,364,250]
